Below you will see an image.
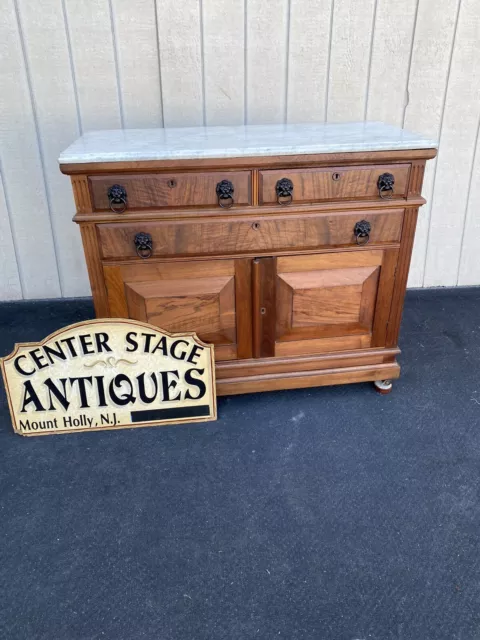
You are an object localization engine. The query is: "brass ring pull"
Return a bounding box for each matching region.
[216,180,234,208]
[354,220,371,246]
[134,232,153,259]
[275,178,294,205]
[377,173,395,199]
[107,184,127,213]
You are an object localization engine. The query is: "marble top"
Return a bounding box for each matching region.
[58,122,437,165]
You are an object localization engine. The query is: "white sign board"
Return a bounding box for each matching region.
[1,319,216,436]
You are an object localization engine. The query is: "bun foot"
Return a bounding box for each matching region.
[374,379,393,395]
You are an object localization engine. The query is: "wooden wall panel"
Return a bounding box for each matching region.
[17,0,89,297]
[366,0,417,125]
[110,0,163,128]
[423,0,480,286]
[286,0,332,123]
[246,0,289,124]
[327,0,376,122]
[0,0,61,299]
[404,0,461,287]
[203,0,245,125]
[156,0,203,127]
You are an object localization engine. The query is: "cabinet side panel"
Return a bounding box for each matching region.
[79,224,109,317]
[386,208,419,347]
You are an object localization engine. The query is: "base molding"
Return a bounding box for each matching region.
[215,347,401,395]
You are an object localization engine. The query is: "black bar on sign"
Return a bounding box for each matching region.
[130,405,211,422]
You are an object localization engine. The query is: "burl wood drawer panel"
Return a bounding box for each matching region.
[89,171,251,210]
[259,164,410,204]
[97,209,404,260]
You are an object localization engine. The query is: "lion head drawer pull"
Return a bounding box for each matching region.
[107,184,127,213]
[134,232,153,259]
[216,180,234,209]
[377,172,395,199]
[354,220,371,245]
[276,177,294,205]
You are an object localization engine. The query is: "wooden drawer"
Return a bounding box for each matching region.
[98,209,404,260]
[259,164,410,205]
[89,171,252,210]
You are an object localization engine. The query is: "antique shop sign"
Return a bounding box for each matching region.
[1,319,216,436]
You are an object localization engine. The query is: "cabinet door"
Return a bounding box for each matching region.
[253,250,398,358]
[103,259,252,361]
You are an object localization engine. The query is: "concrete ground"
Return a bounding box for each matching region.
[0,288,479,640]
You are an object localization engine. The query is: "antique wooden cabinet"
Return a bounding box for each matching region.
[59,123,437,395]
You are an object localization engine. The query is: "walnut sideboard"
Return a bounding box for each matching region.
[59,122,437,396]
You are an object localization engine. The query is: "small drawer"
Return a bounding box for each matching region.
[97,209,404,260]
[259,164,410,205]
[89,171,251,211]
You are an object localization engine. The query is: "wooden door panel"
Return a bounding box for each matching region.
[103,259,251,361]
[271,249,396,357]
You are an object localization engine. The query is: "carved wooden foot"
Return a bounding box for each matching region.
[374,379,393,395]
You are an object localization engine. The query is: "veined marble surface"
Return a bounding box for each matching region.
[59,122,437,164]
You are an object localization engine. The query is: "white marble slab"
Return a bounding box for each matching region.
[59,122,437,165]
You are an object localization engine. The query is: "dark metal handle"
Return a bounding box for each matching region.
[276,178,293,205]
[377,173,395,199]
[354,220,371,246]
[134,232,153,259]
[107,184,127,213]
[216,180,234,209]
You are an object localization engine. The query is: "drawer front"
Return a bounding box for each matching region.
[259,164,410,205]
[98,209,404,260]
[89,171,251,210]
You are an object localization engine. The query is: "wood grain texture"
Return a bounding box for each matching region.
[215,347,401,379]
[89,171,251,210]
[110,0,163,128]
[423,0,480,286]
[64,0,122,130]
[102,258,243,361]
[97,210,404,260]
[274,252,384,357]
[259,164,410,204]
[79,224,109,316]
[71,176,92,213]
[286,0,332,122]
[234,259,253,359]
[366,0,417,125]
[275,335,372,357]
[408,161,426,197]
[404,0,460,286]
[252,257,276,358]
[386,208,418,347]
[203,0,245,125]
[216,362,400,395]
[103,265,129,316]
[371,248,399,347]
[246,0,288,124]
[0,0,61,299]
[327,0,376,121]
[156,0,203,126]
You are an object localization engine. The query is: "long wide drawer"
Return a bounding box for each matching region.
[259,164,410,205]
[89,170,252,210]
[98,209,404,260]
